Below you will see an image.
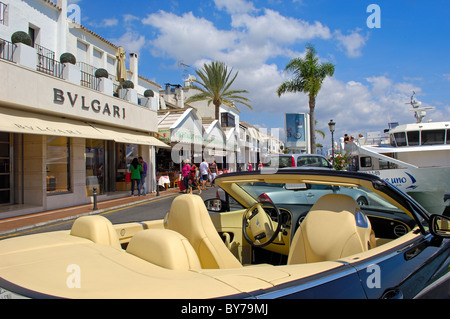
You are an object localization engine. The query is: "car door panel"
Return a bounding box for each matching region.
[349,233,450,298]
[254,265,368,299]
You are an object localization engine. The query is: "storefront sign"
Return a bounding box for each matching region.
[53,88,126,120]
[157,129,171,143]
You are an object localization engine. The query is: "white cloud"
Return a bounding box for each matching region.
[214,0,256,15]
[103,18,118,27]
[231,9,332,45]
[334,29,368,57]
[142,11,237,63]
[123,14,140,24]
[111,30,146,54]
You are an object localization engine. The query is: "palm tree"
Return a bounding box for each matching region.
[277,45,335,154]
[186,61,252,120]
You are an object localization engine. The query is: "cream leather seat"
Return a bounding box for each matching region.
[164,194,242,269]
[70,215,121,249]
[126,229,201,271]
[288,194,374,265]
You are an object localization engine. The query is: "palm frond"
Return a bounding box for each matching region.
[185,61,251,113]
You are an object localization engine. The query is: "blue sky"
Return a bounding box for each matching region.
[71,0,450,148]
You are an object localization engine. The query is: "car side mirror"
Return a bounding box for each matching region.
[204,198,229,212]
[430,214,450,238]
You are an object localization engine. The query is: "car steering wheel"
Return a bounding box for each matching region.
[242,201,282,248]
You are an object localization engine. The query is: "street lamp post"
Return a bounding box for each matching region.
[328,119,336,167]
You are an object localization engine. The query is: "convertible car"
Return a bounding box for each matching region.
[0,169,449,299]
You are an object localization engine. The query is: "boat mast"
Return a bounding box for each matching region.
[408,91,435,123]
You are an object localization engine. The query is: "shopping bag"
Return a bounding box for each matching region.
[125,172,131,182]
[179,178,186,192]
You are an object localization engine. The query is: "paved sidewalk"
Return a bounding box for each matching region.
[0,188,182,236]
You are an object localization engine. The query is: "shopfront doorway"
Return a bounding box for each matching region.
[85,140,141,196]
[0,132,10,205]
[85,139,105,196]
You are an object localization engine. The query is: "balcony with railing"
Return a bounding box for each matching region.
[0,38,13,61]
[1,36,158,110]
[35,43,63,79]
[78,61,100,90]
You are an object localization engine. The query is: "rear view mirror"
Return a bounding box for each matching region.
[204,199,229,212]
[430,215,450,238]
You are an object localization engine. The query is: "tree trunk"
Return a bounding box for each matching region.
[214,101,221,121]
[309,95,316,154]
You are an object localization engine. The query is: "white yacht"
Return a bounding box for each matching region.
[344,93,450,215]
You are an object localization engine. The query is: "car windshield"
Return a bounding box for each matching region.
[263,156,293,168]
[297,156,326,167]
[238,181,404,213]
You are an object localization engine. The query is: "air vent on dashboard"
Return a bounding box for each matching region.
[393,224,408,237]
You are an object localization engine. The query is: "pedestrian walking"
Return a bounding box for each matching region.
[188,164,202,195]
[199,158,209,190]
[129,158,143,196]
[182,159,191,193]
[138,156,147,195]
[209,160,217,186]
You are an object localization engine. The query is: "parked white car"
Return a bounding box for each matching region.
[263,154,333,169]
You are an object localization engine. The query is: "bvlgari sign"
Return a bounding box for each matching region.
[53,88,126,120]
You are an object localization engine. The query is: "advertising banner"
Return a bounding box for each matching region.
[285,113,308,150]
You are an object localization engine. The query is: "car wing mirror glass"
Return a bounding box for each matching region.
[430,214,450,238]
[205,199,229,212]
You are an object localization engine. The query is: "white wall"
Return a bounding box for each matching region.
[0,0,59,52]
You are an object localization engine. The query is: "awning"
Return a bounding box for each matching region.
[0,107,170,148]
[0,107,106,139]
[92,124,170,148]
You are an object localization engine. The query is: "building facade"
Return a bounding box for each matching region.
[0,0,167,218]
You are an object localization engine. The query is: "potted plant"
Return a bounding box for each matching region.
[144,89,154,98]
[11,31,33,46]
[60,52,80,84]
[95,69,113,95]
[118,80,137,103]
[11,31,36,69]
[94,68,109,78]
[60,52,77,65]
[120,80,134,89]
[140,89,155,108]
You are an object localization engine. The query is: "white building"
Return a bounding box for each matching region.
[0,0,167,218]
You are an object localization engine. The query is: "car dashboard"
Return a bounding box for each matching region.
[258,202,416,257]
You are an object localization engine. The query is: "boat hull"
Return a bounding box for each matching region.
[362,167,450,215]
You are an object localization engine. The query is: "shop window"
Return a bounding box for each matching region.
[46,136,70,194]
[115,143,138,191]
[85,139,105,196]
